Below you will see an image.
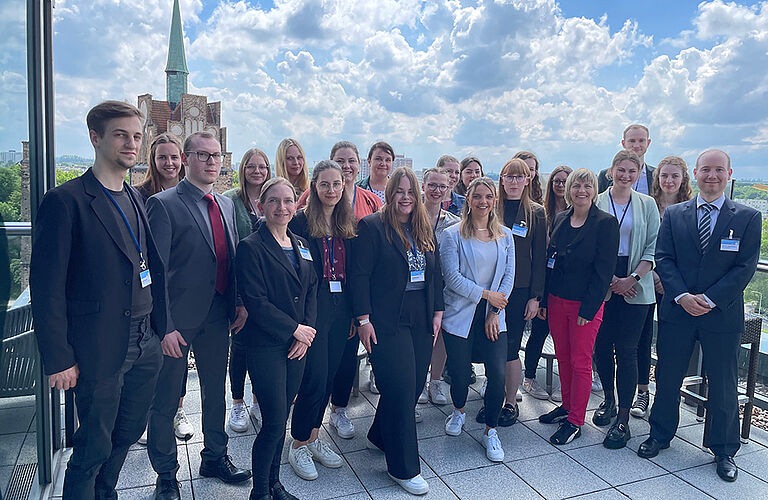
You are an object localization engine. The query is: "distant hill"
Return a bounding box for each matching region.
[56,155,93,168]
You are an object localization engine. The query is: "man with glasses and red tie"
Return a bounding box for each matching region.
[637,149,762,482]
[146,132,250,499]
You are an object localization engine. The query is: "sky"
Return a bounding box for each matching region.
[1,0,768,178]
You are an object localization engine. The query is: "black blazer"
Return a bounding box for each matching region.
[235,223,318,349]
[30,168,168,378]
[349,212,444,337]
[656,197,761,333]
[543,204,619,321]
[504,201,547,300]
[598,164,655,194]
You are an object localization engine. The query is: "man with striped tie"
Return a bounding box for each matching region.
[637,150,762,482]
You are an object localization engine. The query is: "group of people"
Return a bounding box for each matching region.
[29,101,761,500]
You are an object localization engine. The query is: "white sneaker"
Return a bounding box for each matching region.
[228,402,250,433]
[418,383,429,404]
[307,439,343,468]
[591,372,603,392]
[137,427,148,445]
[480,378,487,398]
[522,378,549,400]
[289,443,318,480]
[428,380,448,405]
[482,428,505,462]
[415,408,423,423]
[444,410,465,436]
[173,408,194,440]
[329,408,355,439]
[249,400,262,422]
[369,372,379,394]
[388,473,429,495]
[551,386,562,402]
[516,387,523,402]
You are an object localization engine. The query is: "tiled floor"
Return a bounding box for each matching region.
[37,362,768,500]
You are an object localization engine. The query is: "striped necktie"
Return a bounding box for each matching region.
[698,203,715,250]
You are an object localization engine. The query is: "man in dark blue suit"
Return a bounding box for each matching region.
[637,150,762,482]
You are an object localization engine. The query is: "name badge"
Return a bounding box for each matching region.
[329,280,343,293]
[511,223,528,238]
[720,238,740,252]
[139,269,152,288]
[298,246,313,261]
[410,270,425,282]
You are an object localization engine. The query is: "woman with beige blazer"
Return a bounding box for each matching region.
[592,150,660,450]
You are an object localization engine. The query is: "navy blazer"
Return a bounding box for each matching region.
[349,212,444,337]
[235,223,318,349]
[656,197,761,333]
[30,168,168,378]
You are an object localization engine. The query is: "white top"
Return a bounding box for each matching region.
[470,238,498,290]
[611,201,633,257]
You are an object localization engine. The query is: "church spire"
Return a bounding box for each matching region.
[165,0,188,108]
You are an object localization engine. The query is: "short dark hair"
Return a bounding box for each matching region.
[367,141,394,162]
[86,100,143,137]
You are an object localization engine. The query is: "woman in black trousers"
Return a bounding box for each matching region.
[351,167,444,496]
[236,177,318,500]
[288,160,357,481]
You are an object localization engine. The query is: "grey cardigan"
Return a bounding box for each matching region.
[438,224,516,338]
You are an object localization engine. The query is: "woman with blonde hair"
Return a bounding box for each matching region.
[513,151,544,204]
[137,133,185,202]
[275,138,309,196]
[441,177,515,462]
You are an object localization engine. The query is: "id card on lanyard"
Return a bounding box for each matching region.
[100,185,152,288]
[298,242,313,261]
[721,229,740,252]
[511,221,528,238]
[326,236,343,292]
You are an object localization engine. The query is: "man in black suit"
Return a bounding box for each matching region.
[30,101,167,499]
[637,150,762,482]
[598,124,655,194]
[146,132,250,499]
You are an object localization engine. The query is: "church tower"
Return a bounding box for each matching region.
[165,0,188,109]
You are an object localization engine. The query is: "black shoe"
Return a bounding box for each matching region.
[470,365,477,385]
[271,481,299,500]
[199,455,252,483]
[550,421,581,445]
[476,406,486,424]
[153,478,180,500]
[249,493,271,500]
[539,405,569,424]
[498,403,519,427]
[637,437,670,458]
[715,455,738,482]
[603,421,631,449]
[592,400,617,427]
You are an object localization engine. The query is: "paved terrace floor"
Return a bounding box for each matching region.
[25,360,768,500]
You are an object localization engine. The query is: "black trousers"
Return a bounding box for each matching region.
[148,296,230,479]
[291,287,352,441]
[444,300,507,427]
[248,344,306,497]
[367,290,432,480]
[63,316,162,500]
[229,332,253,400]
[593,293,650,409]
[524,317,549,379]
[504,287,528,361]
[637,293,662,386]
[330,335,359,408]
[649,320,741,456]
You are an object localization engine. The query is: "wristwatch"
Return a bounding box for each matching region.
[355,318,370,327]
[489,306,500,315]
[630,272,641,282]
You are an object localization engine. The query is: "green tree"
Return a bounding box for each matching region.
[761,217,768,261]
[0,163,21,221]
[232,171,239,188]
[56,168,83,186]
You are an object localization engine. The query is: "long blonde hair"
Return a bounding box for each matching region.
[275,138,309,194]
[513,151,543,204]
[460,177,505,240]
[304,160,357,239]
[382,167,435,253]
[496,158,539,229]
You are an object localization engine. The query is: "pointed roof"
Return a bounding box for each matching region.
[165,0,188,74]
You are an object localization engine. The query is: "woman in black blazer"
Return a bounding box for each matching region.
[287,160,357,481]
[235,177,318,500]
[350,167,444,496]
[538,168,619,446]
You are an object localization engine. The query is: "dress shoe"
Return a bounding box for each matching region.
[592,400,617,427]
[153,478,180,500]
[476,406,486,424]
[199,455,252,483]
[603,421,631,449]
[637,437,669,458]
[498,403,519,427]
[715,455,738,482]
[271,481,299,500]
[249,492,272,500]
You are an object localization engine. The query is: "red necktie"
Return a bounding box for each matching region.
[204,194,229,294]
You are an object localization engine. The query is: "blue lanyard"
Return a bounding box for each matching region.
[100,184,146,270]
[434,208,441,232]
[608,190,631,229]
[325,236,336,279]
[352,185,357,210]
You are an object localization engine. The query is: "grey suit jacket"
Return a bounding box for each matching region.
[439,224,516,338]
[146,178,240,332]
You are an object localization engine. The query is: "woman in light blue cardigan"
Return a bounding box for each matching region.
[439,177,515,463]
[593,149,660,450]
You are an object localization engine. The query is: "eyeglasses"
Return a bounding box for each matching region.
[426,182,449,192]
[502,175,527,183]
[317,181,344,192]
[187,151,223,163]
[244,163,267,171]
[552,180,566,186]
